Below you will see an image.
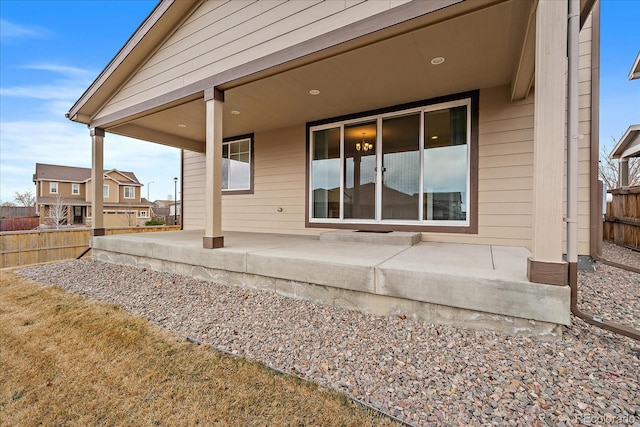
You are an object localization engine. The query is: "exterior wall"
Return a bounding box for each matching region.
[182,67,593,256]
[95,0,411,120]
[118,185,141,203]
[104,180,119,203]
[182,150,206,230]
[182,125,326,235]
[39,180,85,201]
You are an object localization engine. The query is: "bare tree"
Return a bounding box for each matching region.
[126,203,137,227]
[13,189,35,207]
[14,189,36,216]
[600,145,640,189]
[47,194,68,229]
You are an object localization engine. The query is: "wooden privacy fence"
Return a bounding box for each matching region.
[603,188,640,250]
[0,226,180,269]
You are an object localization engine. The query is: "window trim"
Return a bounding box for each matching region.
[124,186,135,199]
[103,184,109,198]
[71,183,80,195]
[222,133,254,195]
[49,181,58,194]
[305,90,478,234]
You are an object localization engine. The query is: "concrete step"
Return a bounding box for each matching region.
[319,230,421,246]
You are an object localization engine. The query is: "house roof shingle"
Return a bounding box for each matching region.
[33,163,141,184]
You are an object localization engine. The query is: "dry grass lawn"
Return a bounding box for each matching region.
[0,270,398,426]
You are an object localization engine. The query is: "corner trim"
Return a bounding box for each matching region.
[527,258,568,285]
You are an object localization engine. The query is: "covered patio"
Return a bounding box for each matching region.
[91,230,569,337]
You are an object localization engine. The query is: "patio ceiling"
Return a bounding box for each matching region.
[107,0,533,151]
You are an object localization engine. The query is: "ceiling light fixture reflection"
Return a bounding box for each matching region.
[430,57,445,65]
[231,110,240,115]
[309,89,320,95]
[356,132,373,152]
[431,135,438,140]
[178,124,187,128]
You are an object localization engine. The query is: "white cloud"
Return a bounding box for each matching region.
[0,82,89,102]
[0,19,50,40]
[22,64,93,78]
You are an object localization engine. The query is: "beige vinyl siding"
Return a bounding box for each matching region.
[222,125,322,235]
[182,150,206,230]
[95,0,411,119]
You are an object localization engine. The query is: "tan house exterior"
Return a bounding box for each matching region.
[33,163,151,227]
[66,0,603,331]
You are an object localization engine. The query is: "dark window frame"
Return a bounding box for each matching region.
[222,133,254,195]
[305,90,478,234]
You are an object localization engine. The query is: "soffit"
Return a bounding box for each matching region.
[108,0,530,147]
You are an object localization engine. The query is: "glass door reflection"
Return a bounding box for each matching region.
[344,121,377,220]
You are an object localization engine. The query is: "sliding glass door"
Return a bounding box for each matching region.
[344,121,376,220]
[381,113,420,220]
[309,96,471,228]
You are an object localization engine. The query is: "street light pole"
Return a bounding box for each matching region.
[147,181,154,201]
[173,177,178,225]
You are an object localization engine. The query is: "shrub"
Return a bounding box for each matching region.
[145,220,166,226]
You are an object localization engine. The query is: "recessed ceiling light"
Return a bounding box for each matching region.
[231,110,240,115]
[309,89,320,95]
[178,124,187,128]
[430,57,445,65]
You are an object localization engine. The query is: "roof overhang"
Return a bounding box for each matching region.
[610,125,640,160]
[68,0,597,151]
[630,51,640,80]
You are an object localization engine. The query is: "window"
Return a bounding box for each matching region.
[307,92,477,232]
[103,185,109,198]
[71,183,80,195]
[139,210,147,217]
[124,186,135,199]
[49,182,58,194]
[222,134,253,193]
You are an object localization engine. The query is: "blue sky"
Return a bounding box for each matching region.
[1,0,639,204]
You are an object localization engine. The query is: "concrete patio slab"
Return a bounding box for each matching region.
[247,240,409,293]
[375,242,570,325]
[90,230,571,336]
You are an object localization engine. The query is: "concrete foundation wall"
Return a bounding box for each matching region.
[93,247,564,339]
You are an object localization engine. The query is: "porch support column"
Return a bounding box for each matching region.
[527,0,568,285]
[90,127,106,236]
[619,158,629,189]
[203,87,224,249]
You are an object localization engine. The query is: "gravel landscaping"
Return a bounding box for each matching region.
[15,242,640,427]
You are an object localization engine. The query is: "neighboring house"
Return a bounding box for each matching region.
[33,163,151,227]
[65,0,603,330]
[609,52,640,189]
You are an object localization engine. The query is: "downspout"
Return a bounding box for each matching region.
[568,0,640,341]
